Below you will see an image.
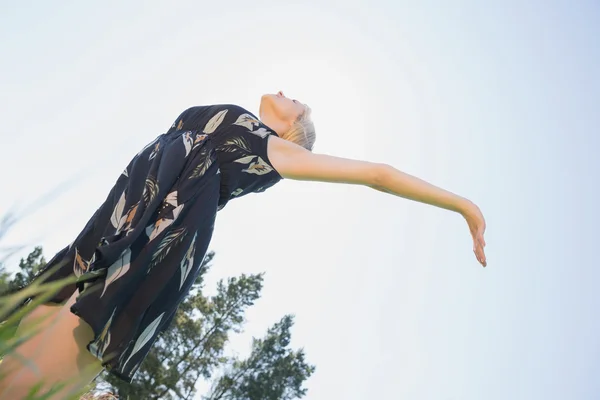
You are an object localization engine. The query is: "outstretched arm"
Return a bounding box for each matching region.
[267,136,487,266]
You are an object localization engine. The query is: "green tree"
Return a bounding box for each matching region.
[206,315,315,400]
[0,246,47,308]
[0,263,11,294]
[0,247,54,349]
[7,246,46,292]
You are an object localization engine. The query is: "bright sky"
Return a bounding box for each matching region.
[1,1,599,399]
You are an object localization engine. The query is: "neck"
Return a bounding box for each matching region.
[259,116,290,137]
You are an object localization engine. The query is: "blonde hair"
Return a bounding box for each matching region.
[281,106,316,151]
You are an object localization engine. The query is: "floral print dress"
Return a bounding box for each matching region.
[25,104,283,382]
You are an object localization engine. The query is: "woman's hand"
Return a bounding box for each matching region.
[461,201,487,267]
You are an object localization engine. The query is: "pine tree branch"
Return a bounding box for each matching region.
[150,296,246,400]
[207,345,264,400]
[183,371,202,400]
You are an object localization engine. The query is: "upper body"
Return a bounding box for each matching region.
[173,91,488,267]
[165,103,285,211]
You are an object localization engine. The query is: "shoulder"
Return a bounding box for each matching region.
[169,104,264,134]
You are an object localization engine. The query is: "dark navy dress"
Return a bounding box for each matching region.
[27,104,283,382]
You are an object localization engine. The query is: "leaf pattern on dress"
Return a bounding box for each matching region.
[137,136,159,157]
[110,191,127,230]
[203,109,228,134]
[189,149,214,179]
[149,142,160,160]
[217,136,251,154]
[130,360,144,376]
[116,202,139,234]
[143,176,159,207]
[146,189,183,241]
[122,168,129,177]
[89,307,116,359]
[234,155,257,164]
[164,190,178,207]
[147,203,184,241]
[234,155,274,175]
[251,127,271,138]
[245,156,273,175]
[182,131,193,157]
[73,248,96,276]
[231,188,243,197]
[233,113,260,130]
[121,312,165,371]
[149,227,187,271]
[101,249,131,298]
[179,231,197,290]
[193,133,208,151]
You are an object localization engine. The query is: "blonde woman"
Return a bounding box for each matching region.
[0,91,487,399]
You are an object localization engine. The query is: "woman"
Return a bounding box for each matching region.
[0,91,487,399]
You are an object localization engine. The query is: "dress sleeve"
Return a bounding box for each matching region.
[232,124,283,193]
[216,111,284,208]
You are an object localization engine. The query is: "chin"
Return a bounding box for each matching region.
[258,96,266,118]
[261,93,276,102]
[260,94,271,106]
[259,94,274,117]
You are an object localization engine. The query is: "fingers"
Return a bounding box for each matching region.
[473,245,486,267]
[466,217,487,267]
[477,233,487,267]
[471,233,486,267]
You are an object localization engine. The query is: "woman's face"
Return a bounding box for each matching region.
[259,91,306,124]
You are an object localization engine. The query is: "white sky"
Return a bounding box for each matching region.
[1,1,599,399]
